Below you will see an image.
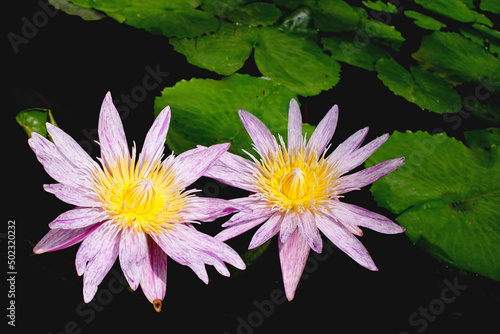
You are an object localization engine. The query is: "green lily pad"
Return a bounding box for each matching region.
[310,0,360,33]
[322,35,390,71]
[202,1,281,27]
[414,0,492,27]
[375,57,461,114]
[171,25,341,96]
[362,0,399,14]
[404,10,446,31]
[412,31,500,85]
[254,28,341,96]
[480,0,500,14]
[154,74,315,156]
[16,108,57,139]
[170,23,256,76]
[366,130,500,281]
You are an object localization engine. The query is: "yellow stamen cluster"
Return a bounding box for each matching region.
[253,138,338,213]
[93,153,187,235]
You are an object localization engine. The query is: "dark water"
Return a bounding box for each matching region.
[6,1,498,334]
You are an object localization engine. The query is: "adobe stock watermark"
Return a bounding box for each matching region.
[399,276,468,334]
[8,0,59,54]
[47,268,128,334]
[400,74,500,178]
[224,239,337,334]
[78,63,169,155]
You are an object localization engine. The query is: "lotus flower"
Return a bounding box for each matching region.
[204,99,405,301]
[30,92,245,311]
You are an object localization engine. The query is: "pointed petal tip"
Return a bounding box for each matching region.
[153,299,162,312]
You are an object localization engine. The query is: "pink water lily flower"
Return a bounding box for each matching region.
[205,99,405,301]
[30,92,245,311]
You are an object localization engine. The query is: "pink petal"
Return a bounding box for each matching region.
[29,133,89,188]
[306,105,338,157]
[297,210,322,253]
[215,215,269,242]
[75,222,119,276]
[203,151,256,192]
[335,157,405,194]
[138,105,171,175]
[238,109,277,158]
[248,212,284,249]
[279,211,299,244]
[315,214,377,271]
[140,237,168,307]
[43,183,100,207]
[335,133,389,174]
[181,197,248,223]
[119,228,148,290]
[48,207,106,229]
[278,229,310,301]
[33,225,99,254]
[82,225,121,302]
[46,123,98,178]
[173,143,230,188]
[331,202,405,234]
[152,224,245,283]
[287,99,303,153]
[327,127,369,168]
[98,92,129,170]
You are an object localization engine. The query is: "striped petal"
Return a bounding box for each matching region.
[306,104,338,156]
[331,201,405,234]
[287,99,303,154]
[43,184,100,207]
[215,215,269,242]
[316,214,377,271]
[33,225,99,254]
[248,212,284,249]
[335,133,389,174]
[119,228,148,290]
[98,92,129,169]
[335,157,405,194]
[138,105,170,175]
[280,211,299,244]
[327,127,369,168]
[279,230,310,301]
[82,228,120,302]
[29,133,89,188]
[141,237,168,311]
[173,143,230,188]
[238,109,277,158]
[180,197,248,223]
[297,210,322,253]
[48,207,106,229]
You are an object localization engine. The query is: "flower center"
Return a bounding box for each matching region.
[254,142,338,213]
[93,154,188,234]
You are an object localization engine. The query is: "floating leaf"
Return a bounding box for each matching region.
[362,0,398,14]
[404,10,446,31]
[366,130,500,281]
[375,57,461,114]
[16,108,57,138]
[460,24,500,56]
[170,23,255,76]
[68,0,217,38]
[310,0,360,33]
[412,31,500,84]
[254,28,341,96]
[202,0,281,27]
[480,0,500,14]
[414,0,492,27]
[322,36,390,71]
[154,74,315,156]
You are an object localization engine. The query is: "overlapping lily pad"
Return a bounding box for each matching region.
[154,74,315,156]
[366,130,500,281]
